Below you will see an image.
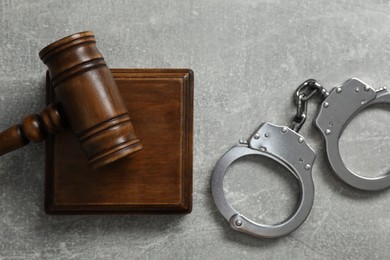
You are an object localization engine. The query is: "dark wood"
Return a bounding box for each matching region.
[45,69,193,214]
[0,125,29,155]
[0,32,142,169]
[0,104,65,156]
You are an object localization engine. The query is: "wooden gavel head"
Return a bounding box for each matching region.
[0,31,142,169]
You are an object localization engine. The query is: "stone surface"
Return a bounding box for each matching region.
[1,0,390,259]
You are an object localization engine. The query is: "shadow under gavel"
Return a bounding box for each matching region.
[0,31,142,169]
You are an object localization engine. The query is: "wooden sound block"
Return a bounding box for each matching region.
[45,69,193,214]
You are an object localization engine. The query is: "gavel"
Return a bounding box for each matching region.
[0,31,142,169]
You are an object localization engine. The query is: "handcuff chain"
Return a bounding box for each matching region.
[291,79,329,132]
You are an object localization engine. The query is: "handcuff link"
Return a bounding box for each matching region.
[211,77,390,239]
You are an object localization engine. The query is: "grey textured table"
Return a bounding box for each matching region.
[1,0,390,259]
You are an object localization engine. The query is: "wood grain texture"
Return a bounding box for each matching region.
[0,103,65,156]
[0,31,142,169]
[40,32,142,169]
[45,69,193,214]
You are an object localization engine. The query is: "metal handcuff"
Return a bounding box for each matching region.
[211,78,390,238]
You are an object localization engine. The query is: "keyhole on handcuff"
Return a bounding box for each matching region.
[223,155,300,225]
[339,104,390,177]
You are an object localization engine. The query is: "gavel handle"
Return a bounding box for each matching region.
[0,103,65,156]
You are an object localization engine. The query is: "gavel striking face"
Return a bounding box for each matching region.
[0,32,142,169]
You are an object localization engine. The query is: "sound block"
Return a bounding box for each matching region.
[45,69,193,214]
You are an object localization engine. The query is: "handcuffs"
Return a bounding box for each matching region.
[211,78,390,238]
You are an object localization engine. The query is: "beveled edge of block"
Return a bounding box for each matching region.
[44,68,194,214]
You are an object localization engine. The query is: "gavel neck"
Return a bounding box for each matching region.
[0,103,66,156]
